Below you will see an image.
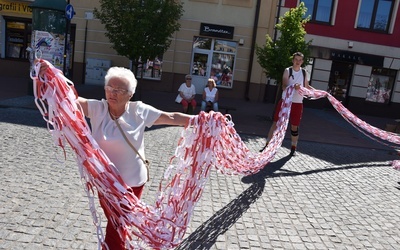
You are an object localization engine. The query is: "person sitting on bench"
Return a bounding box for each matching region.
[201,78,219,112]
[178,75,197,114]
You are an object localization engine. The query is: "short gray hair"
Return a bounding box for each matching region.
[104,67,137,93]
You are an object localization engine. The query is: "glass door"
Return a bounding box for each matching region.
[191,52,209,94]
[190,37,237,94]
[328,62,353,106]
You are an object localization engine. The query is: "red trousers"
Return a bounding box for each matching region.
[181,99,197,108]
[273,99,303,126]
[99,185,144,250]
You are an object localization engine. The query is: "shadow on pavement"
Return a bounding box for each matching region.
[0,107,46,128]
[241,155,292,184]
[176,181,265,250]
[242,152,393,184]
[177,156,291,249]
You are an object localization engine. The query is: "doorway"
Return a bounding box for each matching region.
[328,62,354,106]
[191,52,209,94]
[190,37,237,94]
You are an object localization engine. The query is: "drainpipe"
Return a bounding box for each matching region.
[274,0,282,42]
[244,0,261,101]
[82,19,88,84]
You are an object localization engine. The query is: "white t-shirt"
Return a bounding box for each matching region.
[87,99,161,187]
[282,67,306,103]
[204,87,218,102]
[178,83,196,99]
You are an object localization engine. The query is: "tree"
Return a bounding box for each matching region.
[255,2,312,101]
[94,0,183,75]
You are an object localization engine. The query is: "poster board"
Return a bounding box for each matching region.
[32,30,65,70]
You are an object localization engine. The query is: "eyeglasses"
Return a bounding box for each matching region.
[186,78,192,80]
[104,85,129,95]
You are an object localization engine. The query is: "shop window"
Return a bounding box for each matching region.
[136,57,162,80]
[190,37,237,91]
[191,37,237,88]
[5,18,32,60]
[301,0,335,24]
[211,52,235,87]
[357,0,394,33]
[365,67,396,104]
[193,37,212,50]
[210,40,236,88]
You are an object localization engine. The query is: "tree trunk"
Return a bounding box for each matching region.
[130,59,142,101]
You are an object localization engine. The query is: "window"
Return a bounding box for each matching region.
[191,37,237,89]
[365,67,396,104]
[193,37,212,50]
[5,18,32,60]
[136,57,163,80]
[211,40,236,87]
[302,0,334,23]
[357,0,394,32]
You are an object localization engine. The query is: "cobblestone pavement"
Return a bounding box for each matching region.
[1,107,400,249]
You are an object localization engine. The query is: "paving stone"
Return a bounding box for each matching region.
[1,107,400,249]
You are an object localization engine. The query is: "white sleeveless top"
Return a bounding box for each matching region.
[204,87,218,102]
[282,67,306,103]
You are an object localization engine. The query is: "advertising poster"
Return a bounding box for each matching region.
[32,30,65,70]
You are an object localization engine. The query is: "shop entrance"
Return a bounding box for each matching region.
[190,37,237,94]
[328,62,354,106]
[191,52,210,94]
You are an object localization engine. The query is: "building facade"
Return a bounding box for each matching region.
[284,0,400,118]
[1,0,399,118]
[0,0,278,101]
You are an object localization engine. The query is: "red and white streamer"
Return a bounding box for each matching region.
[31,60,400,249]
[299,87,400,170]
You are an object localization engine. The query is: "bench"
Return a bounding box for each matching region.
[176,95,237,114]
[202,101,236,114]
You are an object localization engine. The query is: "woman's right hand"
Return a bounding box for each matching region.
[34,59,49,78]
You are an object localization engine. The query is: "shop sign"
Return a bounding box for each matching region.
[0,0,32,15]
[200,23,234,39]
[7,21,24,29]
[330,50,384,67]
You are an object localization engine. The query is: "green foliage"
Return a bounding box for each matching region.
[94,0,183,71]
[255,2,312,84]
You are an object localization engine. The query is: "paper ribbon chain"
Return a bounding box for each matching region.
[31,60,400,249]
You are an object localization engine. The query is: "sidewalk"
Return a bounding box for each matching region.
[0,77,397,151]
[2,77,400,250]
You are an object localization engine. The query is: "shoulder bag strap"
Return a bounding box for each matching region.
[113,117,150,181]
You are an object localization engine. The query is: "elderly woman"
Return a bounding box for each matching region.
[177,75,197,114]
[201,78,219,112]
[37,63,193,250]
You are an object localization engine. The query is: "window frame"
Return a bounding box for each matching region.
[356,0,395,33]
[301,0,335,25]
